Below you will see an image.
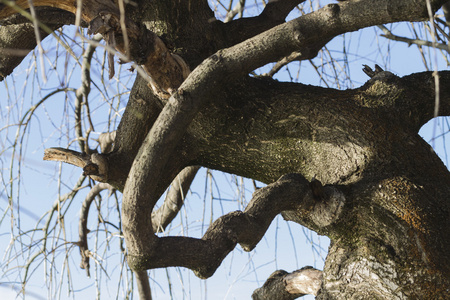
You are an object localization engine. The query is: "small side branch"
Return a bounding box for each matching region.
[378,25,450,53]
[43,148,108,182]
[78,182,113,277]
[152,166,200,233]
[252,267,323,299]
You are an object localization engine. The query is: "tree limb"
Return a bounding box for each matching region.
[0,22,61,80]
[0,0,189,94]
[126,174,345,279]
[378,24,450,53]
[135,270,152,300]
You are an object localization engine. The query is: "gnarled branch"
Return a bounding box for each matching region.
[126,174,345,279]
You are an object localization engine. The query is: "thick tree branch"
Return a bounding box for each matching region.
[135,270,152,300]
[126,174,345,279]
[0,22,61,80]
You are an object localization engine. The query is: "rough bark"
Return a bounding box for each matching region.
[252,267,323,299]
[1,0,449,299]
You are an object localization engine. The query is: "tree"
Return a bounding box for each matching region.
[0,0,449,299]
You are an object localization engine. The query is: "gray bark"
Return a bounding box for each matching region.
[1,0,450,298]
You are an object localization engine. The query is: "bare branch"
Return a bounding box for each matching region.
[135,270,152,300]
[126,174,345,279]
[75,33,102,153]
[224,0,245,22]
[378,24,450,53]
[43,148,109,182]
[78,183,113,277]
[152,166,200,233]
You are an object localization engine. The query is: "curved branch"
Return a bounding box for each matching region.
[0,22,61,80]
[78,182,113,277]
[127,174,346,279]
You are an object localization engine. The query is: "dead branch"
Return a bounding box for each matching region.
[378,24,450,53]
[43,148,108,182]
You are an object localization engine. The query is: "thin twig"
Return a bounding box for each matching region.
[78,183,113,277]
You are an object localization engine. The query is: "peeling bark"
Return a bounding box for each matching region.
[252,267,323,299]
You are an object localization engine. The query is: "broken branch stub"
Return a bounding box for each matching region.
[44,148,108,182]
[252,267,323,299]
[0,0,190,97]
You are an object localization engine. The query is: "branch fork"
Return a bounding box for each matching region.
[126,174,346,280]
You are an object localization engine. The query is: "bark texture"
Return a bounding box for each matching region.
[1,0,450,299]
